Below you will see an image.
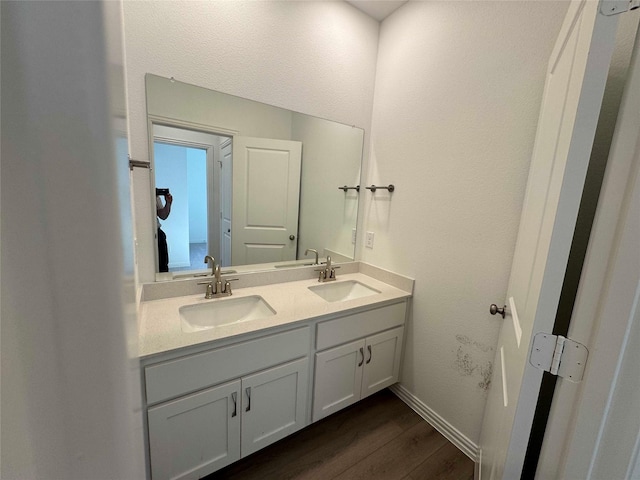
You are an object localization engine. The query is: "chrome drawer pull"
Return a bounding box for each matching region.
[231,392,237,417]
[245,387,251,412]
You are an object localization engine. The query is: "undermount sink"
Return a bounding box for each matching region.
[180,295,276,333]
[308,280,380,302]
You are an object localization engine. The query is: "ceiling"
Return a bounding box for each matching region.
[345,0,409,21]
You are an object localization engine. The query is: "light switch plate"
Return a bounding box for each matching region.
[365,231,374,249]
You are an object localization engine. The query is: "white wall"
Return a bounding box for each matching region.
[1,1,143,478]
[145,74,295,139]
[187,149,208,244]
[123,1,380,282]
[362,1,568,443]
[291,113,362,260]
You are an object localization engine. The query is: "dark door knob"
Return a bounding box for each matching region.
[289,235,295,240]
[490,304,506,319]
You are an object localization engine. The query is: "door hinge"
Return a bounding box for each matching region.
[529,333,588,382]
[601,0,640,16]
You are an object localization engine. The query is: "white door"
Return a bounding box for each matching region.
[231,136,302,265]
[240,357,308,457]
[479,2,620,478]
[147,380,241,480]
[538,34,640,478]
[220,139,232,266]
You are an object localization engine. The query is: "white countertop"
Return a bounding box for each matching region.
[138,272,411,359]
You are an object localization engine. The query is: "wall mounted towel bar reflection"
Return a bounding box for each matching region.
[366,184,395,192]
[338,185,360,192]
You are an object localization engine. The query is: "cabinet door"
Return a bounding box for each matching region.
[361,327,404,399]
[312,338,365,422]
[147,380,241,480]
[241,357,309,457]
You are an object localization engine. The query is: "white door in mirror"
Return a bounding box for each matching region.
[232,136,302,265]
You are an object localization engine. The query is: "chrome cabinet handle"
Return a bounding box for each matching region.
[358,347,364,367]
[366,345,372,364]
[245,387,251,412]
[231,392,237,418]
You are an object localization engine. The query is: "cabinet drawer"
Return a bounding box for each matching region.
[145,326,310,405]
[316,302,406,350]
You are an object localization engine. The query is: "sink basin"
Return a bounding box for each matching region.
[308,280,380,302]
[180,295,276,333]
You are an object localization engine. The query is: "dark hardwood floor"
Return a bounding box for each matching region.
[206,389,475,480]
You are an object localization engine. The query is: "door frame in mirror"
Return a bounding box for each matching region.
[148,116,239,276]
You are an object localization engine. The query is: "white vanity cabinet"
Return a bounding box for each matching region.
[144,327,310,480]
[140,281,411,480]
[312,302,406,421]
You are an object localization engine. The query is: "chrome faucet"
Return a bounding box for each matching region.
[305,248,319,265]
[204,255,216,276]
[199,257,238,298]
[214,264,223,295]
[315,255,339,282]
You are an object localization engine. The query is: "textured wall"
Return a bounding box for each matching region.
[361,1,568,442]
[122,1,380,281]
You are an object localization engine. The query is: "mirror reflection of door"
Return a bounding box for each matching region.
[152,124,304,271]
[154,140,206,271]
[220,139,232,267]
[152,124,231,272]
[231,136,302,266]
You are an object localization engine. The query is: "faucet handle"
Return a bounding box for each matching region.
[223,278,239,294]
[197,281,215,299]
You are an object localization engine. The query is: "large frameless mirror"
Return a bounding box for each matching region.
[146,74,363,277]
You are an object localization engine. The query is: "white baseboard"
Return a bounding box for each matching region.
[389,383,480,463]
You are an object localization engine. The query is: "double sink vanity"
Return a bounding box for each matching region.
[138,262,413,480]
